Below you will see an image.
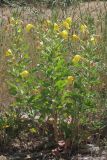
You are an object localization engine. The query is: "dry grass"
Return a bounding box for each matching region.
[0,1,107,21]
[0,1,107,107]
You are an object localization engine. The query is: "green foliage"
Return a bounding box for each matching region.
[2,14,105,146]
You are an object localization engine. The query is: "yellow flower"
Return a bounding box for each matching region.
[54,23,59,31]
[60,30,68,39]
[67,76,75,85]
[3,125,10,129]
[5,49,12,57]
[46,20,52,26]
[80,24,88,33]
[72,55,82,64]
[29,128,37,133]
[72,34,80,41]
[63,21,70,30]
[10,17,16,24]
[90,35,97,45]
[26,24,35,32]
[65,17,72,25]
[20,70,29,78]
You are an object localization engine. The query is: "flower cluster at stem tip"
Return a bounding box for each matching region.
[72,34,80,41]
[72,55,82,64]
[26,24,35,32]
[5,49,12,57]
[67,76,75,85]
[20,70,29,78]
[60,30,68,39]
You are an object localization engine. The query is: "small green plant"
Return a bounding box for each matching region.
[3,15,105,149]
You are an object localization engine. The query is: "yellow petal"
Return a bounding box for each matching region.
[54,23,59,31]
[72,55,82,64]
[5,49,12,57]
[80,24,88,33]
[90,35,97,45]
[26,24,35,32]
[20,70,29,78]
[65,17,72,25]
[60,30,68,39]
[46,20,51,26]
[63,21,70,30]
[72,34,80,41]
[67,76,75,84]
[29,128,37,133]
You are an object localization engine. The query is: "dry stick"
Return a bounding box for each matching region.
[98,1,106,154]
[94,0,102,34]
[0,9,4,107]
[51,104,58,142]
[103,1,107,41]
[0,7,5,151]
[78,1,83,22]
[104,0,107,11]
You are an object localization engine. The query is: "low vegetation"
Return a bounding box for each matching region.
[0,1,107,159]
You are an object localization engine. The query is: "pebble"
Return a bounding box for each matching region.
[0,155,7,160]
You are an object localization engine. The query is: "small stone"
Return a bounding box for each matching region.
[100,156,107,160]
[102,150,107,155]
[25,154,31,159]
[0,155,7,160]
